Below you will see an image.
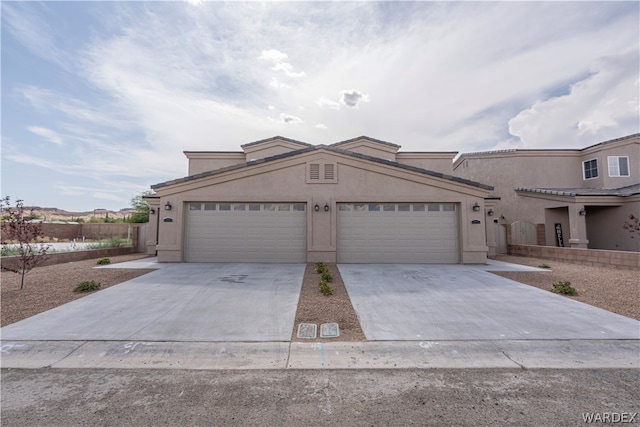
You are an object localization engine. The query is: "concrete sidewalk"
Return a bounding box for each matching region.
[1,339,638,370]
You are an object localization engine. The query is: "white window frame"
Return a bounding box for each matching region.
[582,158,598,180]
[608,156,630,177]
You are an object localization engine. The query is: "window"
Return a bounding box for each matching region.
[204,203,216,211]
[368,203,380,212]
[443,203,456,212]
[608,156,629,177]
[219,203,231,211]
[427,204,440,212]
[398,203,410,212]
[292,203,306,211]
[189,203,202,211]
[233,203,246,211]
[413,203,425,212]
[249,203,261,211]
[583,159,598,179]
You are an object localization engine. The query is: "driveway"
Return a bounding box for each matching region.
[338,264,640,341]
[1,263,305,342]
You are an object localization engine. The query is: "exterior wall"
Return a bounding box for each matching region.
[586,203,640,252]
[186,153,245,175]
[243,145,300,161]
[395,153,456,174]
[454,151,582,225]
[153,150,490,264]
[508,244,640,270]
[580,136,640,189]
[544,207,569,247]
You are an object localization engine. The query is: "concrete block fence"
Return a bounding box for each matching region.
[509,244,640,270]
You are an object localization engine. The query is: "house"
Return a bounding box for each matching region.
[146,136,496,264]
[453,134,640,252]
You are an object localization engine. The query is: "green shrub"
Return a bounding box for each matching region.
[538,263,551,269]
[319,280,334,296]
[96,257,111,265]
[321,271,334,283]
[315,262,328,274]
[86,236,132,249]
[74,280,101,292]
[551,281,577,296]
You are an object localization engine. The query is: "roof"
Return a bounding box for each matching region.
[152,144,493,191]
[515,183,640,197]
[331,136,401,149]
[457,133,639,161]
[240,135,314,149]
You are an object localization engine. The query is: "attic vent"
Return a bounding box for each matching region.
[307,161,338,184]
[310,163,320,180]
[324,164,334,180]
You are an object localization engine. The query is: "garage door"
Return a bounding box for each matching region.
[185,202,306,262]
[337,203,459,263]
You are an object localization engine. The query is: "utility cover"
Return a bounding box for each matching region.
[297,323,317,339]
[320,323,340,338]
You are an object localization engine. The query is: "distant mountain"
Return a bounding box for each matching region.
[24,206,135,222]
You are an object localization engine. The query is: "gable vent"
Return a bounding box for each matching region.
[310,163,320,180]
[324,164,334,180]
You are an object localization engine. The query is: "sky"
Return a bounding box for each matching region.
[1,1,639,212]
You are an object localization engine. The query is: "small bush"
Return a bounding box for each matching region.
[74,280,101,292]
[538,263,551,269]
[319,280,334,296]
[551,281,577,296]
[96,258,111,265]
[315,262,328,274]
[321,271,334,283]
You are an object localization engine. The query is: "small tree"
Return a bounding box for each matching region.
[622,213,640,239]
[127,190,155,223]
[1,197,51,289]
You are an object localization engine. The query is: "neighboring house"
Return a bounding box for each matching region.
[146,136,496,264]
[453,134,640,252]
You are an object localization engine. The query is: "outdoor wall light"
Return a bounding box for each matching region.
[487,208,494,216]
[579,208,587,216]
[472,202,481,212]
[164,202,172,211]
[314,203,320,212]
[149,208,156,215]
[324,203,330,212]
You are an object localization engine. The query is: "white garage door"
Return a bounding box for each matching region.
[185,202,306,263]
[337,203,459,263]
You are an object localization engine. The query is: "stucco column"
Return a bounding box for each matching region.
[567,204,589,248]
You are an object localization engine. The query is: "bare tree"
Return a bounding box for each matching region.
[622,213,640,239]
[1,197,51,289]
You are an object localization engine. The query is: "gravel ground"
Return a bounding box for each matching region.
[291,263,365,342]
[1,254,153,326]
[2,254,638,331]
[494,255,640,321]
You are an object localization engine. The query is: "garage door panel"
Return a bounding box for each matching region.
[185,202,306,263]
[338,202,459,264]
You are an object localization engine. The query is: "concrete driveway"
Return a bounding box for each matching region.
[1,263,305,342]
[338,264,640,341]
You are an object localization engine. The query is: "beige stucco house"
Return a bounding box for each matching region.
[454,133,640,253]
[146,136,496,264]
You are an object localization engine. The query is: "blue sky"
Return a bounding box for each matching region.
[2,1,638,211]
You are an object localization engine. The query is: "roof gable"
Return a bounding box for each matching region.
[152,144,492,192]
[331,136,401,155]
[241,136,313,152]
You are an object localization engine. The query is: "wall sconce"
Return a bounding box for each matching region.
[579,208,587,216]
[487,208,494,216]
[499,215,505,220]
[324,203,330,212]
[149,208,156,215]
[472,202,480,212]
[164,202,172,211]
[314,204,320,212]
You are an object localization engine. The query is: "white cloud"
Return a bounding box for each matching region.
[27,126,64,145]
[274,113,303,124]
[508,50,639,148]
[260,49,305,79]
[315,123,327,130]
[316,97,341,110]
[93,192,126,203]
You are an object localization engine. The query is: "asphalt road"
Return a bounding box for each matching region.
[2,368,639,426]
